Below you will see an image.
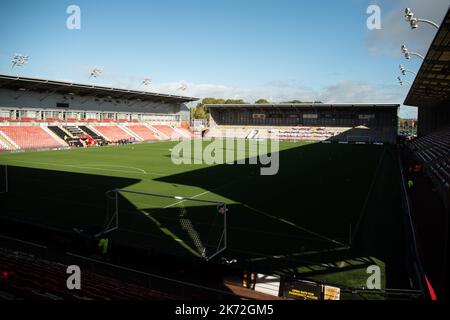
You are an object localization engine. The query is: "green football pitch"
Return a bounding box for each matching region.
[0,140,411,293]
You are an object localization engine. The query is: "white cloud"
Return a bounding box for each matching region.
[147,79,416,118]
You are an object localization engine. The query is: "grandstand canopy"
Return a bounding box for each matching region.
[0,74,198,104]
[206,103,399,110]
[404,7,450,108]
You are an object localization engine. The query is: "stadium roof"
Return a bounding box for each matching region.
[206,103,399,110]
[404,7,450,108]
[0,74,198,104]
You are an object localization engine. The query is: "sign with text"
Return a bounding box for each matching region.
[283,280,322,300]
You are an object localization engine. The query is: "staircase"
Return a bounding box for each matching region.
[0,131,18,151]
[79,126,107,145]
[48,126,83,147]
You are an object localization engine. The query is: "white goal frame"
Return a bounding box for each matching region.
[102,189,228,261]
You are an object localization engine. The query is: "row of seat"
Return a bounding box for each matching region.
[0,126,66,150]
[409,127,450,192]
[93,125,135,142]
[0,124,195,151]
[206,126,351,141]
[0,248,179,300]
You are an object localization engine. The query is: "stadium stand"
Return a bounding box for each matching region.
[175,127,195,138]
[0,248,179,300]
[92,125,133,142]
[206,104,398,144]
[408,127,450,202]
[401,8,450,300]
[0,123,195,152]
[152,125,185,140]
[0,126,66,150]
[126,125,160,141]
[0,133,16,151]
[79,126,107,145]
[65,126,85,138]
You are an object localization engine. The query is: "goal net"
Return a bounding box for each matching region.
[103,189,227,261]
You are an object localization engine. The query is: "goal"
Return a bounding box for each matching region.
[103,189,227,261]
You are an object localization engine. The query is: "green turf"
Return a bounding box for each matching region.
[0,140,410,294]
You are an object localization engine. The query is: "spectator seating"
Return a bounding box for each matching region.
[0,123,195,151]
[175,127,195,138]
[152,125,184,140]
[409,127,450,199]
[92,126,133,142]
[205,126,354,141]
[0,248,179,300]
[126,125,160,141]
[0,126,66,150]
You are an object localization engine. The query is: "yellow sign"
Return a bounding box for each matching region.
[324,286,341,300]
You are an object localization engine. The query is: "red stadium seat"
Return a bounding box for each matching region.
[176,127,195,138]
[0,126,66,150]
[92,126,133,142]
[152,125,183,140]
[126,125,159,141]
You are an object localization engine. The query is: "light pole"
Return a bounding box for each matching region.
[89,68,103,79]
[11,54,29,70]
[405,8,440,30]
[139,78,152,90]
[397,76,411,86]
[399,64,417,77]
[401,45,425,60]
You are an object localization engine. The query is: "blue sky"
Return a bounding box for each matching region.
[0,0,448,117]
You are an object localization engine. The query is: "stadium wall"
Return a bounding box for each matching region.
[0,88,181,115]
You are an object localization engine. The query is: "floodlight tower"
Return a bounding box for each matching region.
[397,76,411,86]
[139,78,152,89]
[11,54,29,69]
[401,45,425,60]
[405,8,440,30]
[399,64,417,77]
[89,68,103,79]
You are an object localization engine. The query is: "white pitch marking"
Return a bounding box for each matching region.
[6,160,166,176]
[164,190,212,209]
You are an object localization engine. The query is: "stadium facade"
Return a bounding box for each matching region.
[0,74,197,124]
[206,103,399,144]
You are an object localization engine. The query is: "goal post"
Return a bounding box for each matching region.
[0,164,8,194]
[102,189,228,261]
